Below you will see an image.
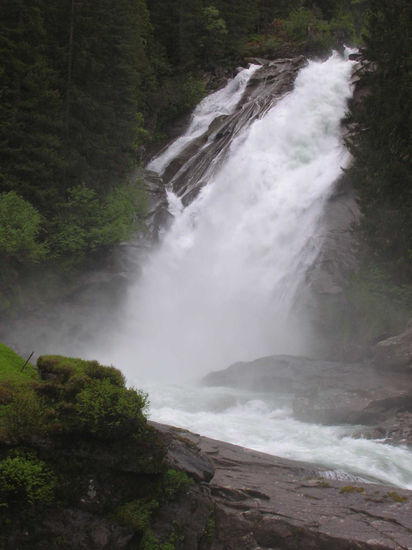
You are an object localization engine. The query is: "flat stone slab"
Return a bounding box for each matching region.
[152,422,412,550]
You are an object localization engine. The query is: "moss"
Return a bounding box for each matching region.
[162,469,193,500]
[200,505,215,549]
[114,498,159,531]
[340,486,365,494]
[315,480,331,488]
[387,491,408,503]
[84,361,125,387]
[0,343,38,384]
[140,523,183,550]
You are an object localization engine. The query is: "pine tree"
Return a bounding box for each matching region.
[0,0,64,212]
[346,0,411,276]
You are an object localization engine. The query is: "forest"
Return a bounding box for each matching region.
[0,0,410,308]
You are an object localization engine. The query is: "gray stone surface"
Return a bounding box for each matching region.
[202,354,412,441]
[160,57,307,205]
[152,422,412,550]
[374,326,412,372]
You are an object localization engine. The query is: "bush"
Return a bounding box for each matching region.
[115,498,158,531]
[50,181,146,263]
[0,384,46,443]
[163,469,193,500]
[75,379,148,439]
[84,361,125,387]
[0,453,56,508]
[0,191,46,263]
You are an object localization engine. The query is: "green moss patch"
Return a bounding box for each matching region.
[0,343,38,384]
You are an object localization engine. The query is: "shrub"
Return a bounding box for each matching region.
[84,361,125,387]
[163,469,193,500]
[0,453,56,508]
[115,499,158,531]
[0,191,46,263]
[0,384,46,443]
[74,379,148,439]
[49,181,146,263]
[37,356,75,383]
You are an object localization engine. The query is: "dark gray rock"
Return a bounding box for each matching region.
[152,422,215,482]
[152,424,412,550]
[374,325,412,371]
[202,354,412,429]
[159,57,307,205]
[141,168,172,242]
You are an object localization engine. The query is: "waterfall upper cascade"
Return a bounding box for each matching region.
[105,52,354,381]
[91,51,412,489]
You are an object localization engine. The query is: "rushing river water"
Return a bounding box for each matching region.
[96,51,412,489]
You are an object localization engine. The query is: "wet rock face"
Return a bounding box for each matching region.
[151,423,412,550]
[160,57,307,205]
[374,324,412,371]
[202,354,412,443]
[141,168,172,242]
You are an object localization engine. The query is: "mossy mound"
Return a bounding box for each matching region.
[0,350,192,549]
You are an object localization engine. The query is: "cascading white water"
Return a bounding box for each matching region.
[147,64,260,175]
[105,53,353,380]
[93,52,412,489]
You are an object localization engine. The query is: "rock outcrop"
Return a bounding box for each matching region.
[152,423,412,550]
[161,57,307,205]
[374,325,412,372]
[202,354,412,444]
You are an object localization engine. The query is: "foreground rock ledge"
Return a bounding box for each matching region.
[151,422,412,550]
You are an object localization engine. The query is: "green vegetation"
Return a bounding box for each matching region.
[345,0,412,280]
[0,0,369,312]
[0,345,198,548]
[0,452,56,508]
[387,491,408,503]
[340,485,364,494]
[163,468,194,499]
[0,343,38,383]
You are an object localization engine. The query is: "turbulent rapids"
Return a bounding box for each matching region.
[94,51,412,488]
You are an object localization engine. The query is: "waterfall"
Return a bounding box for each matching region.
[105,52,353,382]
[147,63,260,176]
[89,51,412,489]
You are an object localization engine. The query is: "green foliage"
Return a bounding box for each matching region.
[200,506,216,548]
[50,181,146,263]
[140,525,183,550]
[35,355,148,439]
[74,379,148,439]
[0,453,56,508]
[37,355,124,384]
[0,192,46,263]
[115,498,159,531]
[0,384,46,443]
[162,469,193,499]
[345,0,411,276]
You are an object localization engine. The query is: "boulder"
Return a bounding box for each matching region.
[374,325,412,371]
[203,354,412,429]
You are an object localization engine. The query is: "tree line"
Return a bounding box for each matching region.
[3,0,408,306]
[346,0,411,279]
